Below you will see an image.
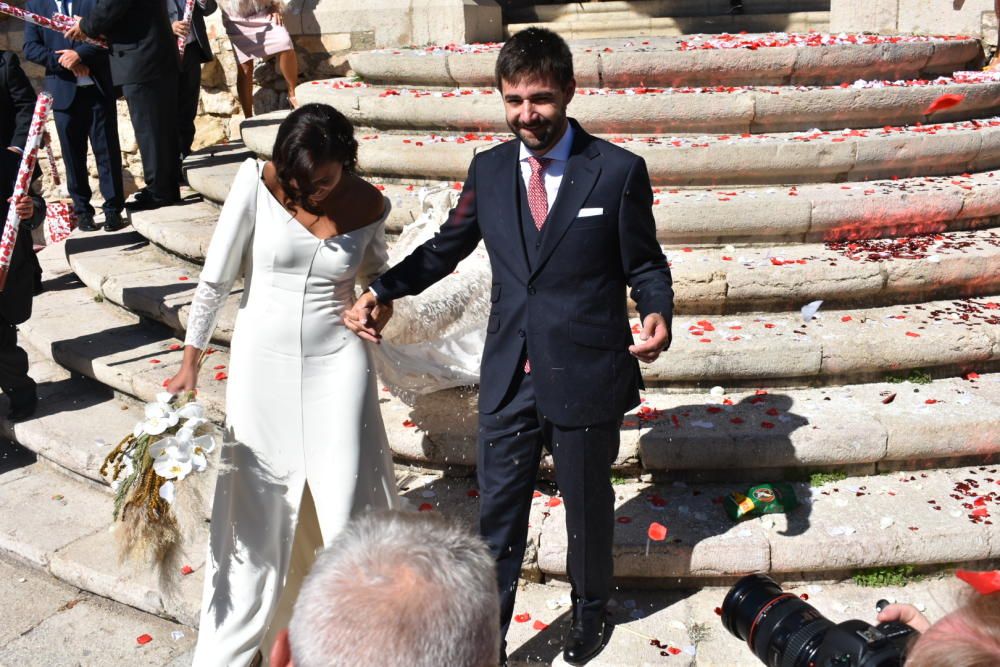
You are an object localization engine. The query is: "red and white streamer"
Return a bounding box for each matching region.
[0,92,53,291]
[177,0,195,56]
[0,2,108,49]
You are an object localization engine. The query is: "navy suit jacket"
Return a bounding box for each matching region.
[80,0,177,86]
[23,0,115,110]
[372,120,674,427]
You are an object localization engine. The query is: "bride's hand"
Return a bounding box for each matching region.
[345,292,390,343]
[165,364,199,395]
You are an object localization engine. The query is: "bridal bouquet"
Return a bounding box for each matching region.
[101,391,220,572]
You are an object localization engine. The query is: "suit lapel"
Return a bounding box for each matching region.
[489,140,532,280]
[531,127,601,280]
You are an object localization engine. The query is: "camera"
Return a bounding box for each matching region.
[721,574,917,667]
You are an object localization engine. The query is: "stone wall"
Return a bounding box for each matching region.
[0,5,356,201]
[831,0,998,51]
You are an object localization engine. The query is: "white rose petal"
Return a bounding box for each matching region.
[159,481,176,504]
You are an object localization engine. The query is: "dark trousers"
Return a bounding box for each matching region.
[478,367,619,642]
[178,46,202,158]
[0,322,34,401]
[122,76,180,202]
[54,85,125,219]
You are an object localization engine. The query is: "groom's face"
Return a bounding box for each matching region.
[501,75,576,154]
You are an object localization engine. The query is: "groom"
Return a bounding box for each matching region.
[346,27,673,665]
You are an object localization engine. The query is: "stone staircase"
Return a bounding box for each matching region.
[3,32,1000,658]
[503,0,831,40]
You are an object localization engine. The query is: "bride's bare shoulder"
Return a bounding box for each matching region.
[350,175,388,223]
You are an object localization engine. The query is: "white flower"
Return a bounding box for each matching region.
[189,435,216,472]
[156,391,175,405]
[138,399,180,437]
[153,444,193,480]
[159,481,175,504]
[176,401,205,420]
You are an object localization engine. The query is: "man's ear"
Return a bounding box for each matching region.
[564,77,576,106]
[270,628,294,667]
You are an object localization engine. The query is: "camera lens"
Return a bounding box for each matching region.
[722,574,833,667]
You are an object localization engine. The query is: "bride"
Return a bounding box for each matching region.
[166,104,399,666]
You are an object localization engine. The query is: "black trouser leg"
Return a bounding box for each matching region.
[177,47,202,158]
[122,77,180,201]
[54,100,94,219]
[86,86,124,215]
[0,323,34,402]
[477,369,543,640]
[548,418,620,623]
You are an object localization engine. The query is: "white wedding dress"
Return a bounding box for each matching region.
[188,159,398,667]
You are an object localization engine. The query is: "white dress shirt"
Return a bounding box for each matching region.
[517,121,574,212]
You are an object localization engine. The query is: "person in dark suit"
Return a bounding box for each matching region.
[0,50,45,421]
[346,28,673,666]
[167,0,217,165]
[65,0,181,211]
[23,0,126,232]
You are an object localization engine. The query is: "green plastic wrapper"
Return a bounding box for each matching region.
[724,482,800,522]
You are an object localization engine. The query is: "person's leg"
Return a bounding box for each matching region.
[548,418,620,622]
[236,56,255,118]
[54,101,94,223]
[276,49,298,108]
[86,87,125,223]
[177,47,202,159]
[478,369,544,647]
[121,78,180,203]
[0,322,36,418]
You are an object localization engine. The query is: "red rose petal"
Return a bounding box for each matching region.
[137,634,153,645]
[905,331,921,338]
[668,647,682,655]
[150,359,161,364]
[533,620,549,631]
[181,565,194,575]
[648,522,668,541]
[169,343,181,350]
[214,371,227,381]
[514,613,531,623]
[178,276,189,281]
[402,419,416,427]
[922,93,966,115]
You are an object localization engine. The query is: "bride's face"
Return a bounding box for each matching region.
[307,161,345,202]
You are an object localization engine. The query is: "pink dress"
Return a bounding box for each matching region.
[222,9,294,63]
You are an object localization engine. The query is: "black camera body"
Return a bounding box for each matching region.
[721,574,918,667]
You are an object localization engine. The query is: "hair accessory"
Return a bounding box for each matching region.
[956,569,1000,594]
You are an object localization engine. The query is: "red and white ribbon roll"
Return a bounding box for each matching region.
[177,0,196,56]
[0,92,53,291]
[0,3,108,49]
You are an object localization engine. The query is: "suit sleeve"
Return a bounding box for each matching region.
[22,7,63,71]
[81,0,135,39]
[619,156,673,328]
[3,54,38,152]
[370,158,483,301]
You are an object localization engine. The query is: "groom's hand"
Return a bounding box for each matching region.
[345,291,392,343]
[629,313,671,363]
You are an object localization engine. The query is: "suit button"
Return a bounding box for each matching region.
[527,285,536,295]
[518,329,525,338]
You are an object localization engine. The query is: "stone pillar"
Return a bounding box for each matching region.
[831,0,997,49]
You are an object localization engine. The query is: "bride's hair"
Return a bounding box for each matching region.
[271,103,359,215]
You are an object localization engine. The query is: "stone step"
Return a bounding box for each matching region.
[27,235,1000,477]
[242,112,1000,186]
[171,146,1000,246]
[349,35,979,88]
[505,10,830,40]
[295,74,1000,135]
[72,218,1000,326]
[504,0,828,24]
[0,548,196,666]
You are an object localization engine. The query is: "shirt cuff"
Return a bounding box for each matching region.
[368,285,381,301]
[6,146,23,155]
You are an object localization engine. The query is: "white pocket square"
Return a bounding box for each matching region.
[577,208,603,218]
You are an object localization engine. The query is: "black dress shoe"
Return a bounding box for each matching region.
[563,616,606,665]
[103,211,127,232]
[7,390,37,422]
[125,190,179,212]
[76,214,97,232]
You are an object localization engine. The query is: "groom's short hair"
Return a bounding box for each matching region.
[288,510,500,667]
[495,27,574,91]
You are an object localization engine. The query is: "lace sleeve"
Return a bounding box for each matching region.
[183,279,235,351]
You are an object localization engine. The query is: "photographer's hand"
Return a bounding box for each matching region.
[877,604,931,633]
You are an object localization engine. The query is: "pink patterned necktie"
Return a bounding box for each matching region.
[524,156,552,375]
[527,156,553,230]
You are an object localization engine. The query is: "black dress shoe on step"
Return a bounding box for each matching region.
[125,190,179,212]
[76,214,97,232]
[563,617,606,665]
[103,211,127,232]
[7,390,37,422]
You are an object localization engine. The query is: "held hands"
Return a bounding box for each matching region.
[343,291,393,344]
[55,49,89,77]
[876,604,931,634]
[629,313,671,363]
[171,20,190,38]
